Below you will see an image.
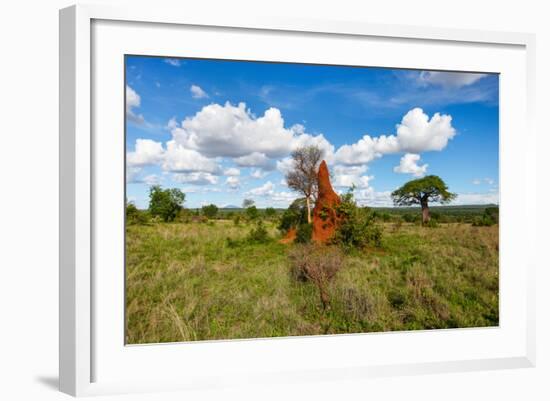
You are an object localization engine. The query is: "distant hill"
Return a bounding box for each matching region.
[222,205,240,209]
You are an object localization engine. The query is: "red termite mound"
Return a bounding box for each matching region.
[279,227,296,244]
[312,160,341,243]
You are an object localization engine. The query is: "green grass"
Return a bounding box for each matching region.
[125,220,498,344]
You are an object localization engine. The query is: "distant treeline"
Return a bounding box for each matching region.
[127,202,498,227]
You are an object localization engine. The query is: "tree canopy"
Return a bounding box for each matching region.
[148,186,185,222]
[201,204,219,219]
[242,199,255,208]
[391,175,456,207]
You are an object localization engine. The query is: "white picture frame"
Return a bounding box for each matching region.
[59,4,536,397]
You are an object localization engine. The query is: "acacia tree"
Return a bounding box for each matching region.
[391,175,456,224]
[286,145,323,224]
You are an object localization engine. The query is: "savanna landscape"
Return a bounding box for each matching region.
[125,56,499,343]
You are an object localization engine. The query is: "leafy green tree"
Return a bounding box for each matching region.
[333,189,382,248]
[391,175,456,224]
[148,185,185,222]
[264,207,277,219]
[242,199,255,208]
[278,198,307,232]
[245,205,259,221]
[201,204,219,219]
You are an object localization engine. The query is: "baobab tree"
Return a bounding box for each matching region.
[391,175,456,224]
[286,145,323,224]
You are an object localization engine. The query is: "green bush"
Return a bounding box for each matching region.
[402,213,418,223]
[233,214,241,226]
[332,190,382,249]
[472,216,494,227]
[247,221,270,243]
[201,204,218,219]
[380,212,391,222]
[245,205,260,221]
[472,207,499,227]
[425,219,439,228]
[126,203,149,225]
[295,223,313,244]
[278,198,307,232]
[264,207,277,219]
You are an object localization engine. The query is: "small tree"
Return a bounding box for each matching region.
[245,205,259,221]
[278,198,307,232]
[264,207,277,219]
[201,204,218,219]
[333,189,382,249]
[391,175,456,224]
[242,199,255,208]
[148,185,185,222]
[126,202,149,225]
[286,145,323,224]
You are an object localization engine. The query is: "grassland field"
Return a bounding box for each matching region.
[126,209,499,344]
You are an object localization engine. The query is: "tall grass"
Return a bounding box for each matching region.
[126,220,498,344]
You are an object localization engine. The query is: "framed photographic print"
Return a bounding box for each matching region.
[60,4,536,396]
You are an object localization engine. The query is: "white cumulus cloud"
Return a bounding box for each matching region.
[162,140,221,174]
[172,172,218,185]
[223,167,240,176]
[225,176,240,189]
[234,152,275,170]
[126,85,145,125]
[335,108,455,165]
[418,71,487,89]
[246,181,275,197]
[393,153,428,177]
[190,84,209,99]
[250,169,269,179]
[169,102,331,160]
[127,139,164,167]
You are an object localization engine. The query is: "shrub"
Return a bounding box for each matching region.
[126,203,149,225]
[473,216,493,227]
[175,208,192,223]
[264,207,277,219]
[402,213,417,223]
[245,205,259,221]
[332,190,382,249]
[225,237,240,248]
[278,198,307,232]
[289,244,344,309]
[201,204,218,219]
[425,219,439,228]
[381,212,391,222]
[472,207,499,227]
[295,223,313,244]
[247,221,270,243]
[233,214,241,226]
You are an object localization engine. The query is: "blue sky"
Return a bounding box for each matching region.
[126,55,499,209]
